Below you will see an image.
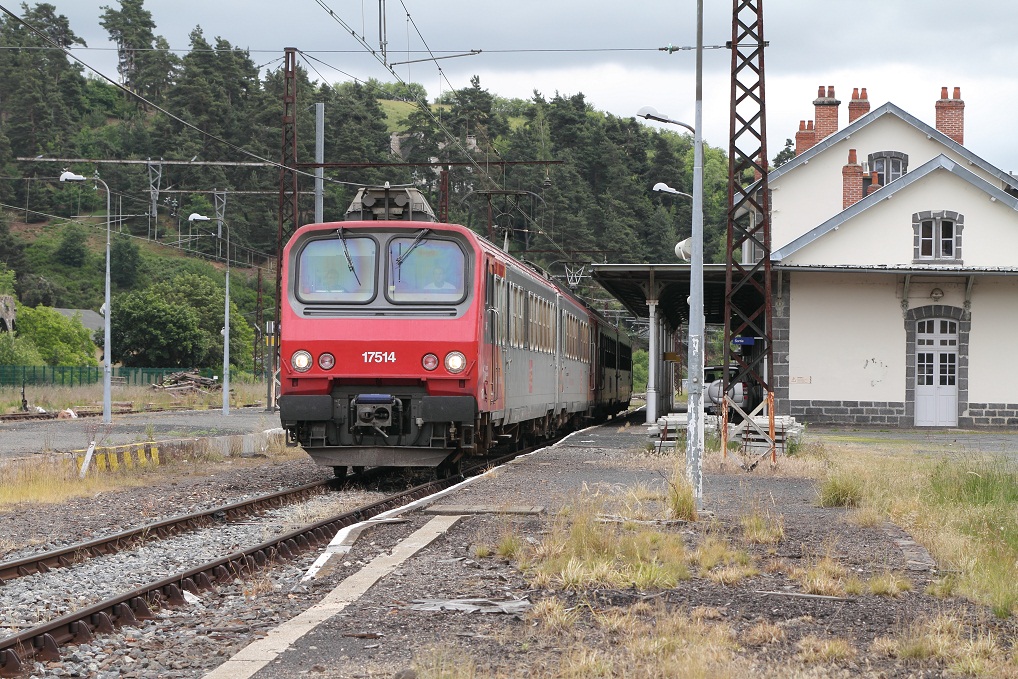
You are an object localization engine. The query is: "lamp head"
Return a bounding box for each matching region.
[188,213,211,223]
[59,170,86,182]
[675,237,692,262]
[653,182,693,199]
[637,105,665,121]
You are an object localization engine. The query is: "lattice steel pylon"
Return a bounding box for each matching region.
[724,0,773,443]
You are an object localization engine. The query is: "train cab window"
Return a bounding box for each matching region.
[297,236,377,303]
[387,237,466,303]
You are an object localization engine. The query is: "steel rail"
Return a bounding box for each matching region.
[0,472,462,675]
[0,480,330,583]
[0,440,538,675]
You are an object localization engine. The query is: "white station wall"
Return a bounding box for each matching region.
[788,272,905,402]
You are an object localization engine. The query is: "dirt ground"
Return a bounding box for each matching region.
[293,459,1016,678]
[3,426,1017,678]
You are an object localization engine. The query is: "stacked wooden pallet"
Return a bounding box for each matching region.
[737,415,803,453]
[151,370,221,395]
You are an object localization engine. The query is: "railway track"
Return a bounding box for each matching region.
[0,449,525,675]
[0,480,331,584]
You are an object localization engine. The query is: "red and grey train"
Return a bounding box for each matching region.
[278,186,633,476]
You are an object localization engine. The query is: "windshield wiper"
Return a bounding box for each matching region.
[336,226,361,287]
[395,228,431,267]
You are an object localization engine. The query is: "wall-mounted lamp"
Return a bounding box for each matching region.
[930,288,944,301]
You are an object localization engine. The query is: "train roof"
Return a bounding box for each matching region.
[344,185,436,222]
[291,211,629,337]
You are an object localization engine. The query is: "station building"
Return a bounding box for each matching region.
[597,86,1018,428]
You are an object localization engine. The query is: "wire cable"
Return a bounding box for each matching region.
[0,4,365,188]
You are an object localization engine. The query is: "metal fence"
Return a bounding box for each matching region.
[0,366,183,388]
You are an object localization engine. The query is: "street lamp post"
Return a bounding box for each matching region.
[60,170,112,425]
[637,0,705,508]
[189,213,231,416]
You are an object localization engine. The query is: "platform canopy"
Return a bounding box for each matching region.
[590,263,765,330]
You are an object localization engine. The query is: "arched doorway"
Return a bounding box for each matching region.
[905,305,968,428]
[914,318,958,426]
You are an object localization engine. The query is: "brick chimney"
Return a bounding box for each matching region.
[935,86,964,145]
[848,87,870,123]
[814,85,841,141]
[842,149,864,209]
[866,170,881,196]
[795,120,816,156]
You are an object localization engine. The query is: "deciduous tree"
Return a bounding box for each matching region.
[16,304,98,366]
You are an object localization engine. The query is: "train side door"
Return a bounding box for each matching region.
[484,259,506,408]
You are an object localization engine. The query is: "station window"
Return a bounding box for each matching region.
[867,151,908,186]
[913,210,963,263]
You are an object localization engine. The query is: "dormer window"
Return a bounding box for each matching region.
[913,210,963,264]
[867,151,908,186]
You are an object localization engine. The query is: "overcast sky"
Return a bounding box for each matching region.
[22,1,1018,173]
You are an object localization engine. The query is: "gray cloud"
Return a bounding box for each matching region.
[37,1,1018,170]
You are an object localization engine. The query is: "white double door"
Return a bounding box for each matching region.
[915,319,958,427]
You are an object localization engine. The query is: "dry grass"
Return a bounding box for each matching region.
[789,555,848,597]
[0,455,157,509]
[414,646,481,679]
[796,635,856,663]
[742,621,786,646]
[867,570,912,597]
[871,612,1018,677]
[847,504,885,528]
[495,531,525,559]
[817,441,1018,617]
[690,535,750,571]
[815,470,863,507]
[3,381,267,415]
[618,481,670,521]
[667,462,699,521]
[241,571,277,600]
[522,601,743,679]
[739,507,785,544]
[527,597,580,633]
[699,433,831,480]
[0,430,299,511]
[522,496,690,591]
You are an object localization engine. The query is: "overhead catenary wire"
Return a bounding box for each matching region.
[1,2,616,275]
[295,3,574,273]
[308,0,502,191]
[0,202,275,272]
[0,3,365,189]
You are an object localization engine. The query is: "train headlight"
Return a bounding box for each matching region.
[291,350,313,372]
[318,352,336,370]
[444,351,466,374]
[422,353,439,371]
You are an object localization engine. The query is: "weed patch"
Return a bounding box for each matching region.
[816,470,864,507]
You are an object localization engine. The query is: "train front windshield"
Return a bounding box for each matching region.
[387,236,465,303]
[298,236,377,303]
[296,230,467,305]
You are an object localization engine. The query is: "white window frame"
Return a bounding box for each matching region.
[913,210,963,264]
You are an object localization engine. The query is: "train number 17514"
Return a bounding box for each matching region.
[362,351,396,363]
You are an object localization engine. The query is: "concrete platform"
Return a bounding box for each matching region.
[0,406,281,462]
